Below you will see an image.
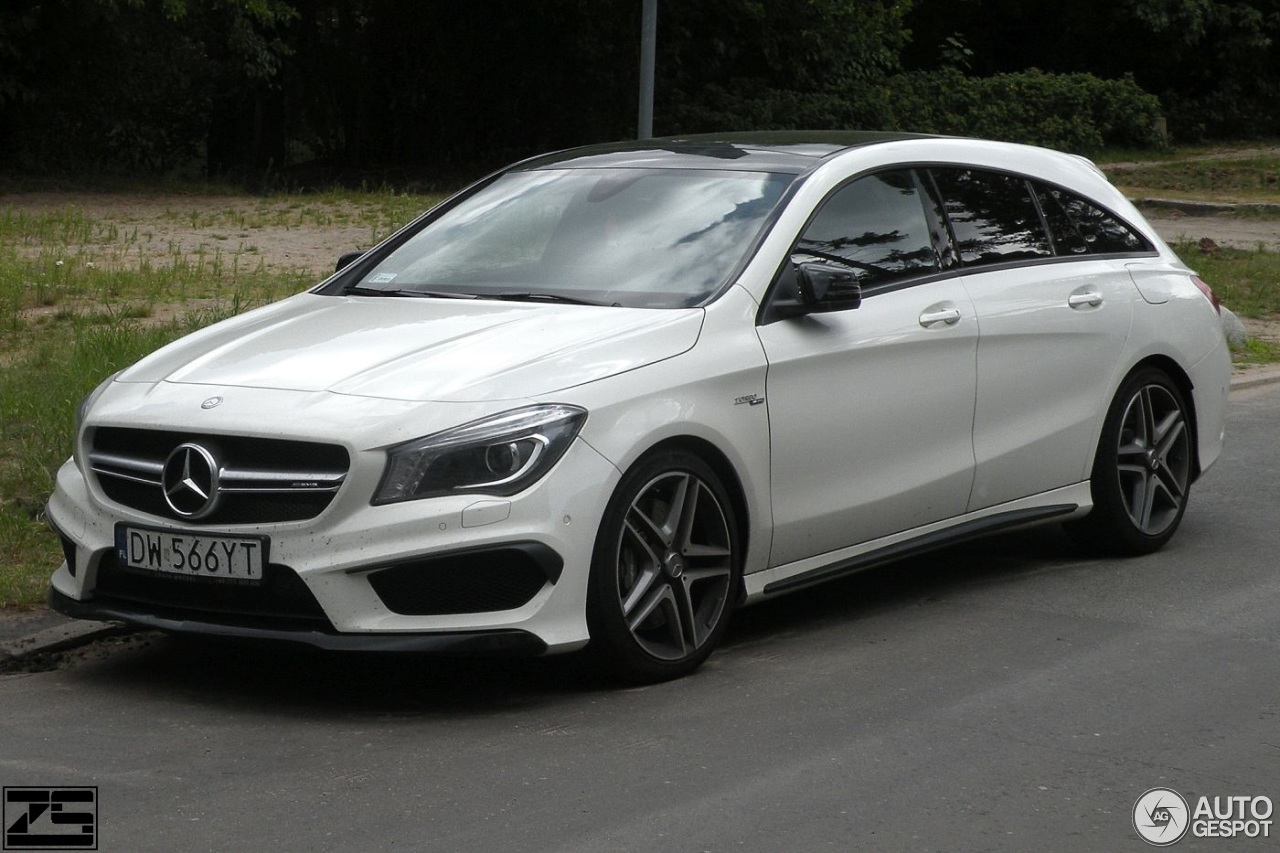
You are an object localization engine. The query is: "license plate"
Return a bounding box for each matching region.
[115,525,267,583]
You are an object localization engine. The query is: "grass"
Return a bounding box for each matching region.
[1174,240,1280,319]
[1107,147,1280,205]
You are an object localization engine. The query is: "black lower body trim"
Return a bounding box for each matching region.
[49,588,547,656]
[762,504,1078,595]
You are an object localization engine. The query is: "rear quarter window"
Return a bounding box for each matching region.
[1037,186,1153,255]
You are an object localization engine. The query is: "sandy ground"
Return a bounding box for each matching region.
[2,192,386,276]
[1146,212,1280,252]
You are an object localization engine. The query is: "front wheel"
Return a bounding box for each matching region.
[1070,368,1194,555]
[586,450,741,683]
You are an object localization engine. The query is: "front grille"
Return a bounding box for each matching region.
[89,427,349,525]
[368,545,561,616]
[94,552,332,629]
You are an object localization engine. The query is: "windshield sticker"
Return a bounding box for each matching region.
[369,272,397,284]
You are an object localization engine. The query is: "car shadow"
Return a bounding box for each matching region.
[63,525,1092,715]
[725,524,1086,645]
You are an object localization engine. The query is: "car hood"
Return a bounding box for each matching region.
[119,294,704,402]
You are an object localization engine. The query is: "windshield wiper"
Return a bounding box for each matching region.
[344,285,478,300]
[486,291,617,307]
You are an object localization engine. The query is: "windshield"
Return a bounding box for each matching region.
[350,168,793,308]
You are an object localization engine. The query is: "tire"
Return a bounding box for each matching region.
[1070,368,1194,555]
[586,450,741,683]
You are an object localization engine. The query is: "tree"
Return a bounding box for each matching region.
[0,0,294,174]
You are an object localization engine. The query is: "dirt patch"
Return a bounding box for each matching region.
[1242,316,1280,348]
[1105,146,1280,171]
[1145,212,1280,252]
[2,191,386,276]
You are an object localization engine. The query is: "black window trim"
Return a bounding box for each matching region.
[755,160,1160,325]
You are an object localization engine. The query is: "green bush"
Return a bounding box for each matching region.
[668,68,1165,154]
[876,68,1166,152]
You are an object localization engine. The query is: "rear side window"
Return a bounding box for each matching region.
[930,168,1052,266]
[1037,186,1152,255]
[793,169,939,288]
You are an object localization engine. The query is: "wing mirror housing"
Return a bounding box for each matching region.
[797,262,862,311]
[762,261,863,323]
[335,250,364,272]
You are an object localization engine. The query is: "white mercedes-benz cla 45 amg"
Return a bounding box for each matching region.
[47,133,1231,682]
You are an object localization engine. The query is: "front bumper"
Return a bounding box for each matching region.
[47,436,620,654]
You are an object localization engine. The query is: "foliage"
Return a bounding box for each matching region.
[904,0,1280,142]
[877,69,1166,152]
[1,0,1277,177]
[664,68,1164,154]
[0,0,295,175]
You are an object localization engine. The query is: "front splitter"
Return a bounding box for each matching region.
[49,588,548,656]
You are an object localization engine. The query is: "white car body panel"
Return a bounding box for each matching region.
[962,259,1135,510]
[757,279,979,565]
[118,294,704,402]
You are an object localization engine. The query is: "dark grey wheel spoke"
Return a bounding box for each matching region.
[1154,462,1186,499]
[680,565,733,647]
[627,584,686,656]
[1153,408,1182,447]
[1115,383,1190,536]
[614,470,735,662]
[671,577,700,650]
[627,489,678,550]
[619,520,662,617]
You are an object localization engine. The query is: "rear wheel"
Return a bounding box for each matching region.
[1070,368,1194,555]
[586,450,740,683]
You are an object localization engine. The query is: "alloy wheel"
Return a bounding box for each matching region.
[1114,383,1191,537]
[614,470,735,662]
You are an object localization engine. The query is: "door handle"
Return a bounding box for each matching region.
[1068,290,1103,308]
[919,307,961,327]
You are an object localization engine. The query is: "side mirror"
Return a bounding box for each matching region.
[760,260,864,324]
[796,262,862,312]
[335,250,364,273]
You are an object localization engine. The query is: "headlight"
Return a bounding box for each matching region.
[373,404,587,505]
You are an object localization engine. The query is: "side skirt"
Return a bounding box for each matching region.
[752,500,1082,599]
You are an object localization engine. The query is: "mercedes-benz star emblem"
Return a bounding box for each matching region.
[162,443,221,518]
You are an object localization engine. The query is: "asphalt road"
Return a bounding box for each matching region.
[2,384,1279,852]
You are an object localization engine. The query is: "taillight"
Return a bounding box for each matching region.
[1192,275,1221,315]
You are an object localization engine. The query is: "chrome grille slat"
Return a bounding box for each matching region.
[88,451,164,485]
[219,468,347,492]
